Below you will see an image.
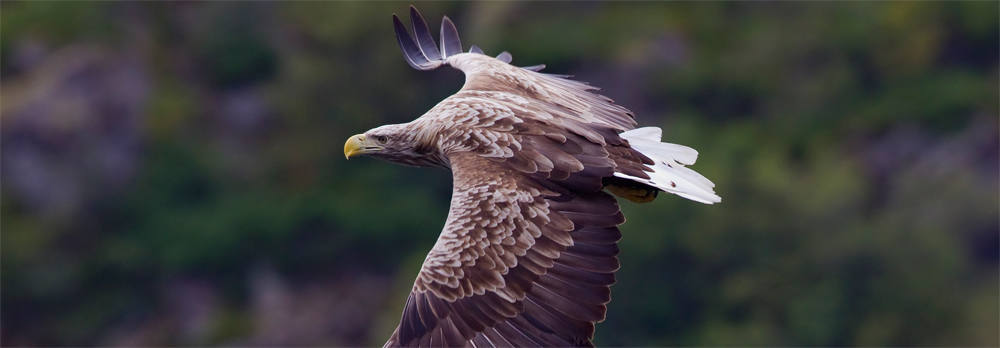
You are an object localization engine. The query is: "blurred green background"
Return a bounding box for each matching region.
[2,2,997,346]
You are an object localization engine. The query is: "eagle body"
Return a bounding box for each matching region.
[344,7,720,347]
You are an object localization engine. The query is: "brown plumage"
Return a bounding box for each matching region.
[343,6,721,347]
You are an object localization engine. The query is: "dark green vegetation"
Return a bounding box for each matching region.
[2,2,997,346]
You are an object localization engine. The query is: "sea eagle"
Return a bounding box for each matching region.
[344,6,721,347]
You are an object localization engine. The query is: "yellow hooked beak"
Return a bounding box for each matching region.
[344,134,380,159]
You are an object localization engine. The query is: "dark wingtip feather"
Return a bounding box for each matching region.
[393,14,423,69]
[393,13,440,70]
[440,16,462,58]
[497,51,512,63]
[396,6,534,71]
[409,6,442,61]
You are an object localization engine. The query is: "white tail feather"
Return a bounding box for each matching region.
[616,127,721,204]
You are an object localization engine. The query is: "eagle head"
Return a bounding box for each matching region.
[344,123,444,167]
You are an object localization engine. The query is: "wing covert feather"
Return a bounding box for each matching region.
[385,149,625,347]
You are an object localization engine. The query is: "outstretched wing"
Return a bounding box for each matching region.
[386,136,629,347]
[393,6,637,132]
[385,87,659,345]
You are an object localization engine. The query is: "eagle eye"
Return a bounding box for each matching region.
[376,135,389,144]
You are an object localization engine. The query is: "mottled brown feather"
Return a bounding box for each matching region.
[382,22,660,347]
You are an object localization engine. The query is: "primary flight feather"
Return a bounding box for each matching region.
[344,6,721,347]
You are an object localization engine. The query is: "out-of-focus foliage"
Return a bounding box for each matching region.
[1,2,996,346]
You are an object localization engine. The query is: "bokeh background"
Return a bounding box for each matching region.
[2,1,997,346]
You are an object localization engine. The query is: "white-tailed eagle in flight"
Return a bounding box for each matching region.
[344,6,721,347]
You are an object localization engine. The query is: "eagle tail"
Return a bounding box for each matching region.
[614,127,722,204]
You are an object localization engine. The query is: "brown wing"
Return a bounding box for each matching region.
[452,55,638,133]
[385,118,653,346]
[392,6,637,134]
